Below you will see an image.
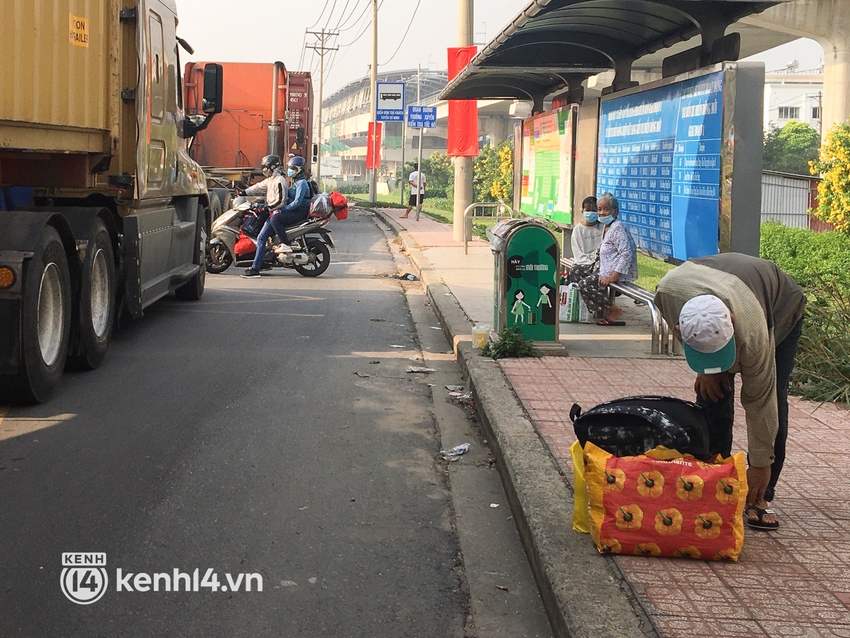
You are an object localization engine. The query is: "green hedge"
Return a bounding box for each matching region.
[759,222,850,403]
[759,222,850,293]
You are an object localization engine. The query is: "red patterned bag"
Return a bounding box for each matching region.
[583,442,748,560]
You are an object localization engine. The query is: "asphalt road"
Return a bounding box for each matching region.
[0,211,474,637]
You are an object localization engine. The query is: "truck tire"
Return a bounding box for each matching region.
[175,207,207,301]
[7,225,73,403]
[68,219,115,370]
[209,193,223,221]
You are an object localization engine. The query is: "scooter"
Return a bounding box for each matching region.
[206,195,345,277]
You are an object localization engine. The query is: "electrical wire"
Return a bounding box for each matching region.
[339,0,383,47]
[306,0,332,31]
[379,0,421,67]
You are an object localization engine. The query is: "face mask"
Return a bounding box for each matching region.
[287,169,296,178]
[598,214,615,225]
[583,211,598,224]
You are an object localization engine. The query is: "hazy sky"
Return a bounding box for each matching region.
[175,0,824,97]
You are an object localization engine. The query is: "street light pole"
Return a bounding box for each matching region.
[452,0,474,241]
[368,0,378,202]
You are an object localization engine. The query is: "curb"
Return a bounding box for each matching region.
[371,207,654,638]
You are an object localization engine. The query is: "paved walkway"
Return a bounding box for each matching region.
[374,206,850,638]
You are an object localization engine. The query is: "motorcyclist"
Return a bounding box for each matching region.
[240,154,288,278]
[241,155,314,278]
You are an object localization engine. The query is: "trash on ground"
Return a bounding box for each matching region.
[445,385,465,392]
[370,318,391,322]
[308,577,318,585]
[495,585,509,592]
[369,360,380,364]
[354,372,370,378]
[407,366,436,373]
[390,344,406,348]
[490,503,500,508]
[430,326,441,330]
[392,273,418,281]
[280,580,297,587]
[408,356,420,361]
[441,443,471,461]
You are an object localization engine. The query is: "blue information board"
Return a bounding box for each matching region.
[407,105,437,129]
[597,71,724,260]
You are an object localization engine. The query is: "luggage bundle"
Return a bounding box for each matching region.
[570,395,748,561]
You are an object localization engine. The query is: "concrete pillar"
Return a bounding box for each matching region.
[480,116,510,147]
[743,0,849,137]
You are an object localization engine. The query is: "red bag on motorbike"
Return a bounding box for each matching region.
[233,230,256,257]
[330,191,349,220]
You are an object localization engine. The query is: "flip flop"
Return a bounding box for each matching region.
[745,507,779,530]
[596,319,626,326]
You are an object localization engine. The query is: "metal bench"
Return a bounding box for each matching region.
[560,257,674,355]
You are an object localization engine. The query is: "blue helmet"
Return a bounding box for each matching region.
[287,156,306,176]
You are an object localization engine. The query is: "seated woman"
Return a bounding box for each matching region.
[576,193,637,326]
[567,196,603,284]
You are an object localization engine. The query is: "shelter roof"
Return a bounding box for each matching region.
[440,0,785,102]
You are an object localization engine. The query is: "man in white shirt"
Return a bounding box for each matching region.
[401,163,426,219]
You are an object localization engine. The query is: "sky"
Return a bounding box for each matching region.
[175,0,825,98]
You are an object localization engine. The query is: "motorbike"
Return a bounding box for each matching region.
[206,195,345,277]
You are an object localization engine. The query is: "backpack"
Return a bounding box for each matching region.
[570,395,712,460]
[307,179,320,197]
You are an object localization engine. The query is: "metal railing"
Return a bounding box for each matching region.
[463,201,521,254]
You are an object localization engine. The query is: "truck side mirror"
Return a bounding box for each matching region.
[312,143,318,163]
[202,63,223,115]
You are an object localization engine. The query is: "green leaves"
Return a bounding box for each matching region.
[763,121,820,175]
[481,327,538,359]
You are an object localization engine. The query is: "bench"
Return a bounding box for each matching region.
[560,257,675,356]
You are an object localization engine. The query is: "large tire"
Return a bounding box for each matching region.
[209,193,223,221]
[175,208,207,301]
[67,219,115,370]
[206,241,233,274]
[294,239,331,277]
[5,225,72,404]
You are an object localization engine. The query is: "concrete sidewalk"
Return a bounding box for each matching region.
[370,206,850,638]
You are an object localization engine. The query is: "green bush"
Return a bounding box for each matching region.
[759,222,850,293]
[482,327,538,359]
[426,197,455,212]
[335,182,370,195]
[790,277,850,404]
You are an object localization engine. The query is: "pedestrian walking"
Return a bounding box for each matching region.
[654,252,807,530]
[400,163,426,219]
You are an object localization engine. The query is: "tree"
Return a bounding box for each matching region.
[473,140,514,203]
[809,122,850,234]
[763,121,821,175]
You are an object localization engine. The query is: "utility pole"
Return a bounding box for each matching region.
[415,64,424,221]
[306,28,338,187]
[453,0,474,241]
[368,0,379,202]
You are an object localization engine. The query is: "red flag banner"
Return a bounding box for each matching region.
[365,121,383,169]
[447,46,479,157]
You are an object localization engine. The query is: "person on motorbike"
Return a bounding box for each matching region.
[240,154,289,278]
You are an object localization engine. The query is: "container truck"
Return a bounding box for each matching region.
[0,0,223,403]
[183,62,313,214]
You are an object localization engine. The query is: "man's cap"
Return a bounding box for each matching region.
[678,295,736,374]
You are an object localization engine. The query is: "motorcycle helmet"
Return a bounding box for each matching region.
[261,154,282,177]
[287,156,306,178]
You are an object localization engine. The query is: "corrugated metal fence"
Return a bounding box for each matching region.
[761,170,832,231]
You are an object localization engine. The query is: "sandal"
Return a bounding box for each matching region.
[745,507,779,530]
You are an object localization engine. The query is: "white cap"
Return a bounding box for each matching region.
[678,295,736,374]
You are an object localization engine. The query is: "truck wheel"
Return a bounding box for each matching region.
[294,239,331,277]
[175,208,207,301]
[68,219,115,370]
[8,226,72,403]
[209,192,224,221]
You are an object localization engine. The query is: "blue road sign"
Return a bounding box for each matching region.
[407,105,437,129]
[376,82,405,122]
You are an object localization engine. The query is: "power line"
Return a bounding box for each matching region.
[306,0,333,31]
[379,0,421,67]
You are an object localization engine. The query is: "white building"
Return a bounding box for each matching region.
[763,62,823,133]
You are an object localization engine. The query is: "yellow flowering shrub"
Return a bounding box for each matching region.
[809,122,850,234]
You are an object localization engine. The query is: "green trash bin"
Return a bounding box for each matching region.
[489,218,566,355]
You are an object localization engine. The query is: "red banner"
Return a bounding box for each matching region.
[365,121,382,169]
[447,46,479,157]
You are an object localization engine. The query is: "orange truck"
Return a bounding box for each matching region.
[0,0,223,403]
[183,62,314,215]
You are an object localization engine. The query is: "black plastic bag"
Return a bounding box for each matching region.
[570,395,712,460]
